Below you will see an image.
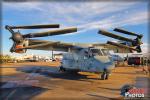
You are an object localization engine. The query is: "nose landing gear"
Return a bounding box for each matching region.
[101,68,109,80]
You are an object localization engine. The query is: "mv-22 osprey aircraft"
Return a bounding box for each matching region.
[5,24,143,80]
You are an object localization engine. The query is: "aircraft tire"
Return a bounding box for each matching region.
[101,72,109,80]
[101,73,106,80]
[105,73,109,80]
[59,66,66,72]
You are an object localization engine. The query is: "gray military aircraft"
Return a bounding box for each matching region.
[5,24,143,80]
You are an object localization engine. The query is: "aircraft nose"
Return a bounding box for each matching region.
[94,56,110,63]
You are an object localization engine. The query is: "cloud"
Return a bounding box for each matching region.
[3,1,146,26]
[73,10,148,35]
[5,1,148,33]
[141,43,150,53]
[2,2,43,11]
[2,1,148,35]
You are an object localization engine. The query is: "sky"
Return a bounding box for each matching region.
[1,1,150,57]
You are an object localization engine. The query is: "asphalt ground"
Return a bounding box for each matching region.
[0,62,149,100]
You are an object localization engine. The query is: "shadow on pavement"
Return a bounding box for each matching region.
[0,81,48,100]
[16,66,91,80]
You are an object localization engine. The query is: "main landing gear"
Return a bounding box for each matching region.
[59,66,66,72]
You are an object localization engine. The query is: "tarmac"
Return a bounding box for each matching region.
[0,62,149,100]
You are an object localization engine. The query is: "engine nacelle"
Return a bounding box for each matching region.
[15,44,26,53]
[10,39,28,53]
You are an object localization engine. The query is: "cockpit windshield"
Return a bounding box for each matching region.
[90,49,102,56]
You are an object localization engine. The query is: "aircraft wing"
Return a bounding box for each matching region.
[93,43,133,53]
[16,39,83,52]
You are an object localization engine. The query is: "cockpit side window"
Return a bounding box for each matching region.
[90,49,103,56]
[101,49,109,56]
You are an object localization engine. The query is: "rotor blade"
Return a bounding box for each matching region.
[98,30,134,42]
[7,24,60,29]
[28,39,49,45]
[23,27,77,38]
[114,28,143,38]
[5,25,15,34]
[16,42,59,49]
[107,41,136,51]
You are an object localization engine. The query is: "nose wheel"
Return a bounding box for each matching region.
[101,69,109,80]
[101,72,109,80]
